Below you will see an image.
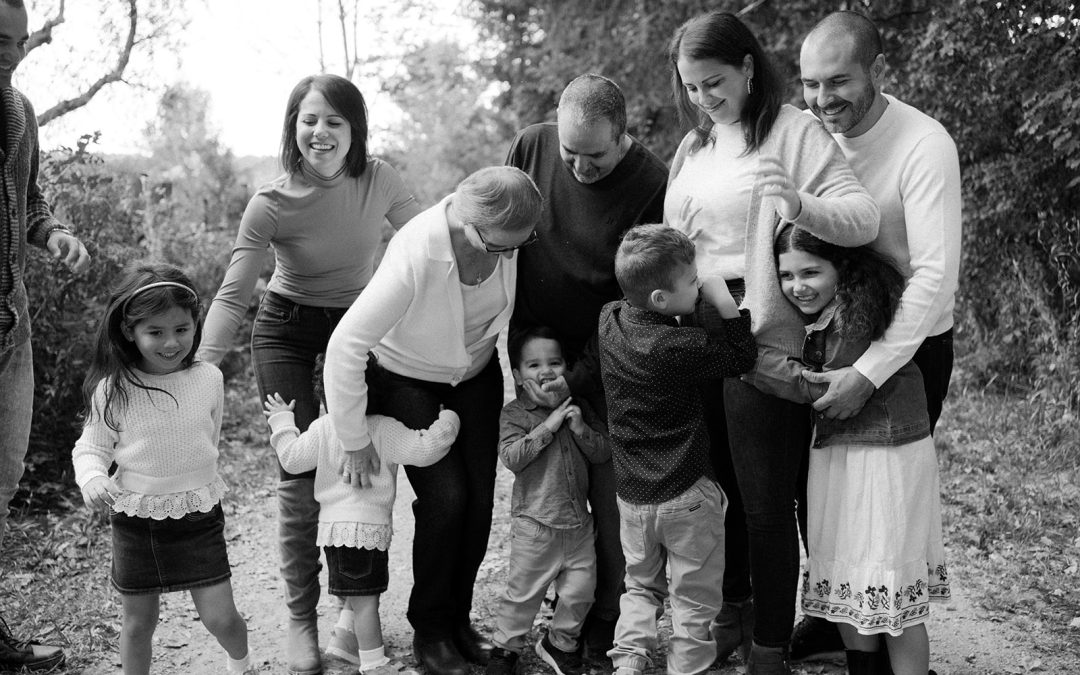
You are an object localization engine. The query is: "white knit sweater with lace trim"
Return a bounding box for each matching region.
[72,362,226,519]
[268,408,459,550]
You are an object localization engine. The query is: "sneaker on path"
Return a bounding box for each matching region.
[485,647,520,675]
[535,633,583,675]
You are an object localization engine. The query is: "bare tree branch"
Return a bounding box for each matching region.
[350,0,359,81]
[37,0,137,126]
[317,0,326,73]
[737,0,768,16]
[26,0,66,52]
[338,0,352,80]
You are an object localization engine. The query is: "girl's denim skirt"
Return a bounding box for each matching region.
[110,502,232,595]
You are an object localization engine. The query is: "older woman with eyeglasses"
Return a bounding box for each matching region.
[325,165,541,675]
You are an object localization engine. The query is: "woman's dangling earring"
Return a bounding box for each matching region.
[747,76,754,95]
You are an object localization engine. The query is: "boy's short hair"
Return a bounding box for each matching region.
[615,224,696,307]
[508,326,564,371]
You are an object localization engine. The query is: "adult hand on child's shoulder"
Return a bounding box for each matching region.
[47,230,91,274]
[523,376,570,408]
[802,367,875,420]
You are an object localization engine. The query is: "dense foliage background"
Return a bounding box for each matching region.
[13,0,1079,513]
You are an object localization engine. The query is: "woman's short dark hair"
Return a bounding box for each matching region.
[668,11,783,154]
[280,74,370,177]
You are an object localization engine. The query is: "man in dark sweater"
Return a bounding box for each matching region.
[505,73,668,660]
[0,1,89,671]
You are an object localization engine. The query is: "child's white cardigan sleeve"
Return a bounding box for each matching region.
[266,411,322,475]
[72,381,119,489]
[369,409,461,467]
[267,408,461,473]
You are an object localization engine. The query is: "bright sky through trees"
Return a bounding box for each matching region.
[28,0,471,157]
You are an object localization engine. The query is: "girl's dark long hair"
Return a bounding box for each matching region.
[668,11,783,154]
[82,262,203,432]
[776,224,905,341]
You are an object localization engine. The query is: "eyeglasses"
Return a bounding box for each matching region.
[474,226,539,253]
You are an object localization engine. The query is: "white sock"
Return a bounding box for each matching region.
[359,645,390,670]
[336,608,357,633]
[226,652,251,674]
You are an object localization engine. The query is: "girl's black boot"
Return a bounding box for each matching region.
[846,649,886,675]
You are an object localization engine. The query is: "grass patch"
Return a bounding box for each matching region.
[936,373,1080,644]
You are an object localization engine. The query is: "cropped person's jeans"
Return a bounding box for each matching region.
[250,290,347,478]
[369,354,503,639]
[0,338,33,546]
[724,377,812,648]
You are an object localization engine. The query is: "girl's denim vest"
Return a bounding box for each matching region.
[803,302,931,448]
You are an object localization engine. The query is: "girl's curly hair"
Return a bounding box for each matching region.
[775,223,905,341]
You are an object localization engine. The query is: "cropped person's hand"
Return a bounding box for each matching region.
[758,155,802,221]
[542,398,574,434]
[672,195,703,235]
[47,230,91,274]
[523,376,570,409]
[263,393,296,418]
[699,276,739,318]
[564,403,587,436]
[340,442,380,489]
[81,475,120,511]
[802,366,875,419]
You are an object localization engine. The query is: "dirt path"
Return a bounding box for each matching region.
[76,459,1064,675]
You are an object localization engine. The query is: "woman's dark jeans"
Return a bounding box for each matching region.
[725,377,812,648]
[369,354,504,638]
[250,291,347,479]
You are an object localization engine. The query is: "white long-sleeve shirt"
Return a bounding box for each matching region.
[325,197,516,452]
[268,408,459,548]
[833,95,962,387]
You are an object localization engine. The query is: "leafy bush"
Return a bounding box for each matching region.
[17,136,233,514]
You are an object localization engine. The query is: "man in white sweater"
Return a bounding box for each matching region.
[791,9,962,663]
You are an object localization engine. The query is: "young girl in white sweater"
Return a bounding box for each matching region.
[72,263,255,675]
[264,354,460,675]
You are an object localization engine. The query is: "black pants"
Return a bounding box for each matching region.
[912,329,955,434]
[370,355,503,638]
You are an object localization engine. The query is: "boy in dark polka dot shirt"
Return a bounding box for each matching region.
[598,224,756,675]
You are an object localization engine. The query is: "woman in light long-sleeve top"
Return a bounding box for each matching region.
[663,11,879,674]
[325,166,542,675]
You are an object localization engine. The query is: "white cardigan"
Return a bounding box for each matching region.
[325,195,517,451]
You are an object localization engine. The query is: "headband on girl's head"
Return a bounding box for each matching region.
[123,281,198,313]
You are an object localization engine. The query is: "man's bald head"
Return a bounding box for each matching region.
[805,11,883,73]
